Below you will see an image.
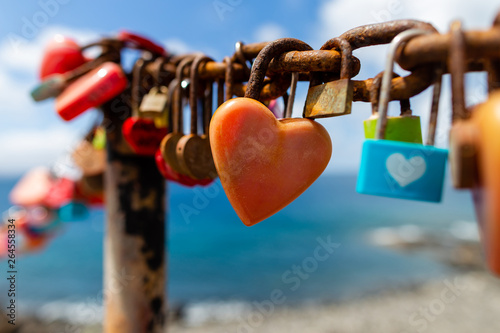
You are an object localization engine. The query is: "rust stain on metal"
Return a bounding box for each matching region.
[102,99,166,333]
[304,79,354,118]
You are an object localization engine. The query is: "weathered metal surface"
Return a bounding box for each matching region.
[102,97,166,333]
[398,29,500,70]
[304,79,354,118]
[339,19,437,51]
[245,38,314,100]
[305,37,354,118]
[449,20,469,122]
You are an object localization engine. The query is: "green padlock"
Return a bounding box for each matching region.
[364,82,423,143]
[364,115,423,143]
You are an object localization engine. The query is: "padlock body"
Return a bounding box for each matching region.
[31,75,66,101]
[40,35,86,79]
[56,62,128,121]
[468,92,500,276]
[58,202,89,222]
[140,87,169,116]
[122,117,168,156]
[449,120,479,189]
[304,79,353,118]
[356,140,448,202]
[364,115,423,143]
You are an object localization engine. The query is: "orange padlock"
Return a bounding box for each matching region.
[210,38,332,226]
[470,91,500,276]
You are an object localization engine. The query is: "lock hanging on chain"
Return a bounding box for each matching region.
[304,37,353,118]
[363,73,423,144]
[356,29,448,203]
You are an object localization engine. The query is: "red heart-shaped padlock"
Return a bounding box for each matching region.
[40,35,87,80]
[155,149,213,187]
[55,62,128,121]
[210,98,332,226]
[123,118,168,156]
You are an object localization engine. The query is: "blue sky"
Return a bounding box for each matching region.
[0,0,497,176]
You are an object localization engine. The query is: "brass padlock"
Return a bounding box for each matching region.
[140,86,169,117]
[140,57,170,128]
[304,37,353,118]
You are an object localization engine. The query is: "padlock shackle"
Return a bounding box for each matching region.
[152,56,170,86]
[449,20,469,122]
[203,80,214,135]
[245,38,313,101]
[426,66,444,146]
[234,41,252,77]
[175,55,197,134]
[223,56,235,102]
[320,38,352,80]
[370,71,412,116]
[131,56,152,117]
[190,55,213,135]
[167,78,179,132]
[376,29,433,140]
[285,72,299,118]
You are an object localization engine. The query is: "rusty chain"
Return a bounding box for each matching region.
[77,17,500,107]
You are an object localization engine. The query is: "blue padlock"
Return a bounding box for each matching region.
[356,29,448,203]
[57,201,89,222]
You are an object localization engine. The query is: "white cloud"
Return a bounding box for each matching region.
[0,127,86,177]
[163,38,192,54]
[0,25,99,76]
[253,23,287,43]
[0,25,101,176]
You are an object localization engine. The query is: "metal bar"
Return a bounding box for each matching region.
[102,97,167,333]
[147,49,361,81]
[398,28,500,69]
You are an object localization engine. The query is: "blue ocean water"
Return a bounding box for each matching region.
[0,173,476,311]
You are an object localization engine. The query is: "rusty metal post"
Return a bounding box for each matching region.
[101,95,167,333]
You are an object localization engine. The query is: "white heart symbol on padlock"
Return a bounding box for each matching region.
[386,153,427,187]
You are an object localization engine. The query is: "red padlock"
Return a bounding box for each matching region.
[40,35,87,79]
[123,118,168,156]
[117,31,167,56]
[55,62,128,121]
[122,58,168,155]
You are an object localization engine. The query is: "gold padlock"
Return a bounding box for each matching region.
[139,57,170,128]
[304,37,353,118]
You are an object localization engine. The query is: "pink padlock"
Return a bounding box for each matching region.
[9,167,53,206]
[55,62,128,121]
